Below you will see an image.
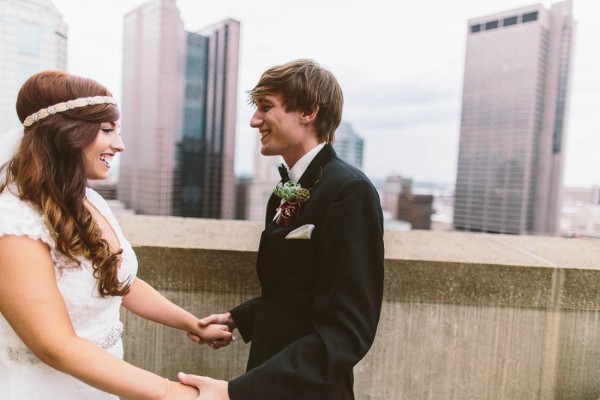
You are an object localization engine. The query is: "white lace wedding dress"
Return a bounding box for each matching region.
[0,186,138,399]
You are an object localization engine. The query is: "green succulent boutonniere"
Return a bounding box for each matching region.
[273,182,311,226]
[273,181,311,203]
[273,169,322,226]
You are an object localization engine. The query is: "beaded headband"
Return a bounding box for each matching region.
[22,96,118,128]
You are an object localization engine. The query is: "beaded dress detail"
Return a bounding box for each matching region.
[0,186,138,399]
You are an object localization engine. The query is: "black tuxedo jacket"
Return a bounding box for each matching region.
[229,144,384,399]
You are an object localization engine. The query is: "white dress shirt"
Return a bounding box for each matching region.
[287,142,326,183]
[273,142,326,222]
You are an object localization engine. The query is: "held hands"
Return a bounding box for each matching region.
[178,372,229,400]
[187,312,237,349]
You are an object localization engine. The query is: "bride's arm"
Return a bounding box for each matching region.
[122,277,232,343]
[0,235,199,400]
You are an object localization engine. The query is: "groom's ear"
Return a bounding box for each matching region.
[299,105,319,125]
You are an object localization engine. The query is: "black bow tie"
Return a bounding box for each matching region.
[278,164,290,183]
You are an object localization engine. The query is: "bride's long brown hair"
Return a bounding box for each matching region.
[1,70,130,297]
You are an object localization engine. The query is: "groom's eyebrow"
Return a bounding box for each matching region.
[257,98,273,106]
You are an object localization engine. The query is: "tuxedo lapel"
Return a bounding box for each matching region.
[265,192,280,227]
[297,144,336,190]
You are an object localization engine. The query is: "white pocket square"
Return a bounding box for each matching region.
[285,224,315,239]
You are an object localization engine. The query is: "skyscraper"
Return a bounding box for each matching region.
[118,0,239,219]
[0,0,67,131]
[173,20,239,219]
[118,0,185,216]
[453,0,574,235]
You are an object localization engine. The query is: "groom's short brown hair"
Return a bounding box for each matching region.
[248,59,343,144]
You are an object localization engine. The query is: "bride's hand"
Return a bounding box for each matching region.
[167,381,200,399]
[187,320,232,349]
[178,372,229,400]
[187,313,236,349]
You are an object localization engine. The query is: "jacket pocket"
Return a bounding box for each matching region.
[267,237,315,277]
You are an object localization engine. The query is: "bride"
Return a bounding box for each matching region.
[0,70,232,399]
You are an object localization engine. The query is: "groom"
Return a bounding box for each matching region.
[182,59,385,399]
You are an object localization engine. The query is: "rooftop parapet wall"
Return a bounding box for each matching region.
[117,215,600,399]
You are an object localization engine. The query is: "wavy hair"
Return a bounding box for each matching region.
[0,70,129,297]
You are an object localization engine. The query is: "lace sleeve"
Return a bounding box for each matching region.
[0,189,53,247]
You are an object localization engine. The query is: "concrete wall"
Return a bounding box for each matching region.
[118,215,600,399]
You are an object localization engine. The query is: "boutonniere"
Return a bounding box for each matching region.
[273,169,322,226]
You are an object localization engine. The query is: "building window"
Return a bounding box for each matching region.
[485,20,499,30]
[470,24,481,33]
[522,11,538,23]
[503,16,518,26]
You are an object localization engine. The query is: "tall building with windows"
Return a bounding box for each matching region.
[118,0,185,216]
[0,0,67,131]
[453,0,575,235]
[118,0,239,218]
[173,20,239,218]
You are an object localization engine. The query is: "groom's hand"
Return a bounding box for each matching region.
[178,372,229,399]
[194,312,237,349]
[199,312,237,331]
[186,320,232,349]
[187,312,236,349]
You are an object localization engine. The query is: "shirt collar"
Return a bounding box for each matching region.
[287,142,325,183]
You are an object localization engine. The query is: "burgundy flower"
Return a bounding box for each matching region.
[272,167,322,226]
[277,201,301,226]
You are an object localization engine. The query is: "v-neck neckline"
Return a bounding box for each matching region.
[84,196,122,252]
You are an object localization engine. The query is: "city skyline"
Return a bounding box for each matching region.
[50,0,600,187]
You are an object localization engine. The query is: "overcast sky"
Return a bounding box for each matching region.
[51,0,599,187]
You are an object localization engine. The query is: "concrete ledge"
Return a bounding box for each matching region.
[116,215,600,399]
[119,215,600,310]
